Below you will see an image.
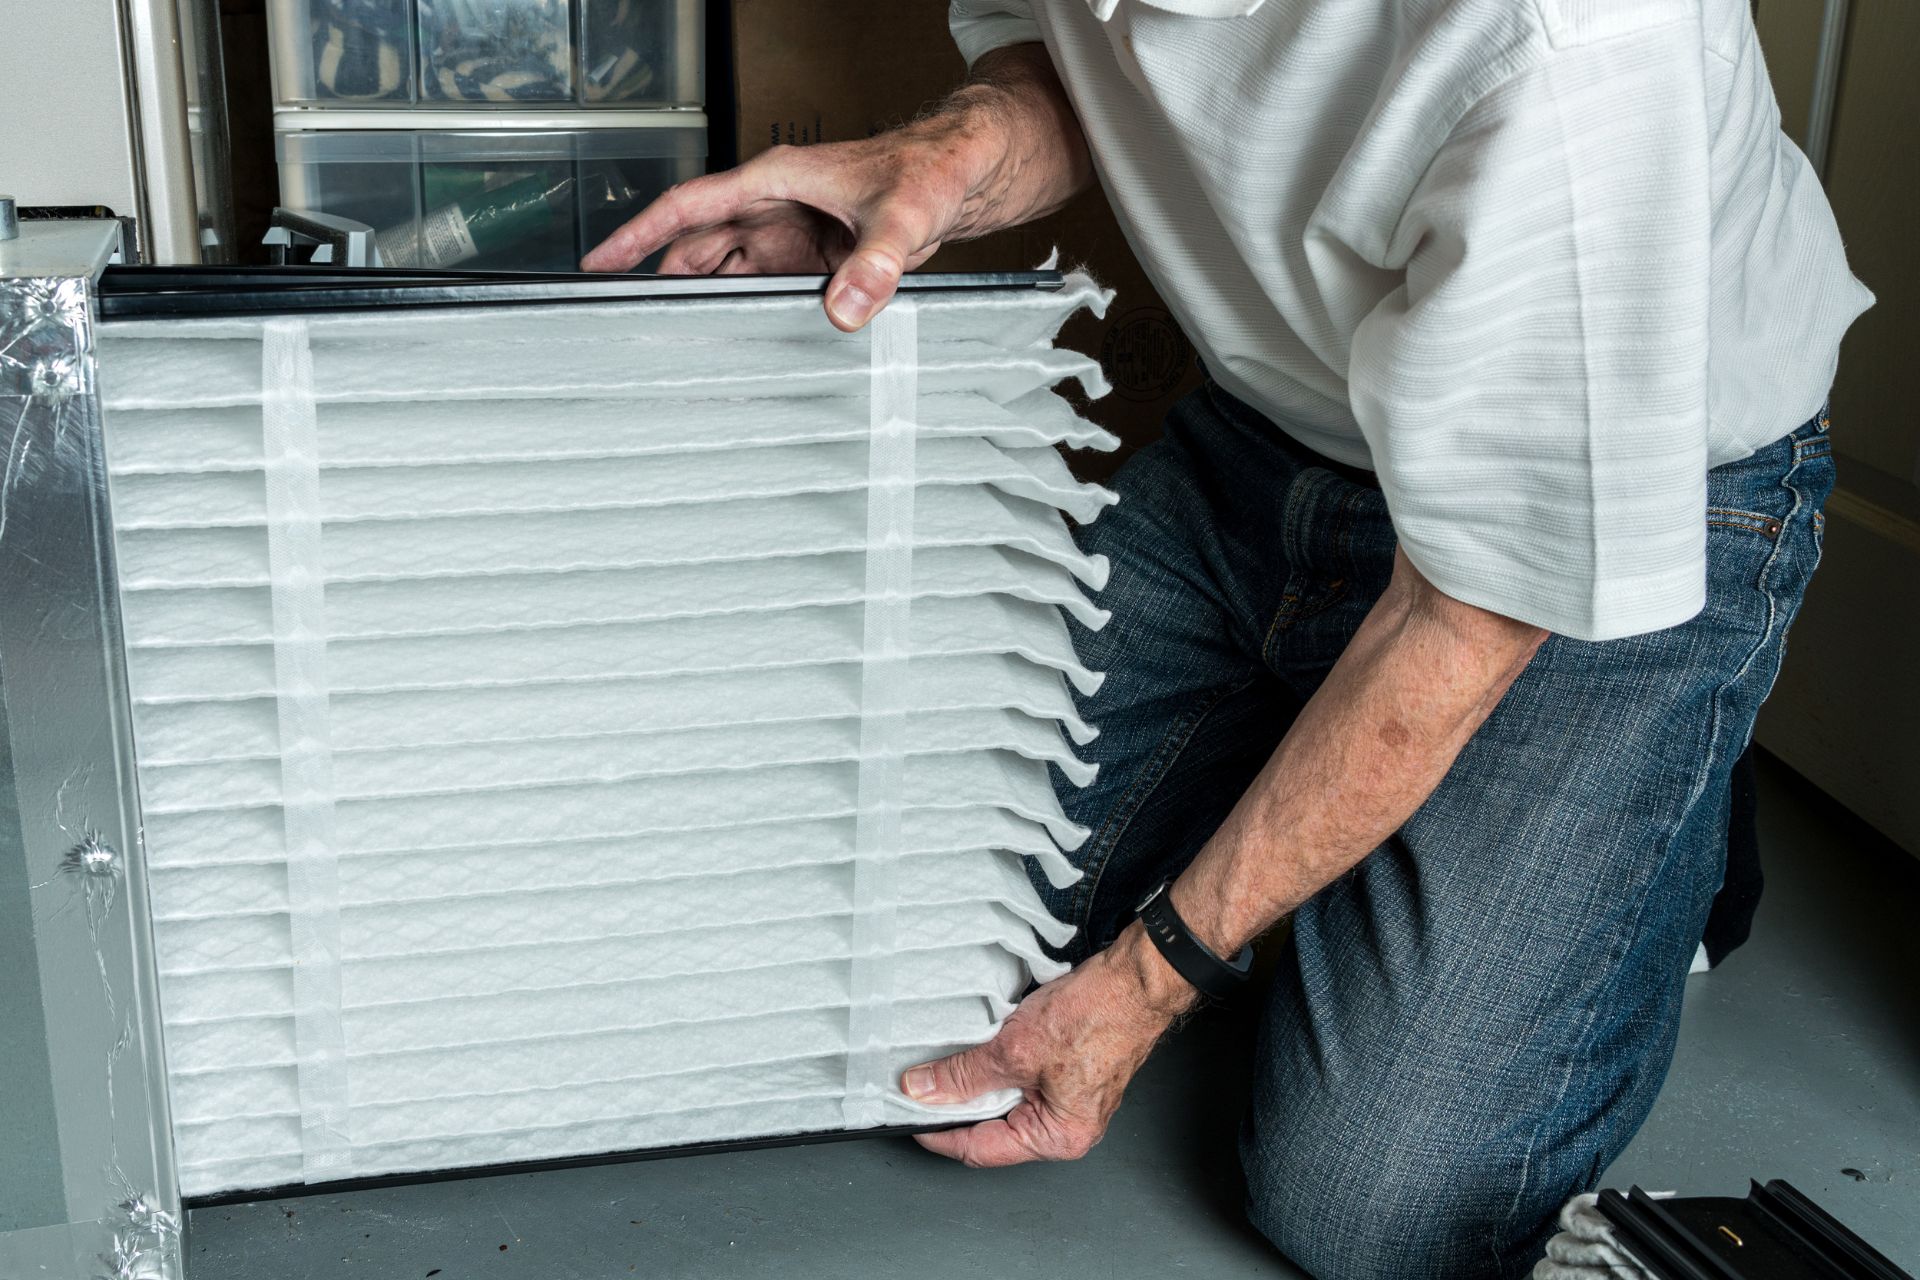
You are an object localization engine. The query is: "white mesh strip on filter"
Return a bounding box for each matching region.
[845,299,916,1128]
[260,317,351,1180]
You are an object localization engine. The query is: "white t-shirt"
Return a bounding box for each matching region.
[950,0,1873,640]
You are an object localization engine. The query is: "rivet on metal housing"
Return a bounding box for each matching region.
[62,832,120,879]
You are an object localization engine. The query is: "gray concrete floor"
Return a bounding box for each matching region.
[184,755,1918,1278]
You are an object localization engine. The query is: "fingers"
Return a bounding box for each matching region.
[912,1101,1103,1168]
[901,1040,1023,1107]
[657,225,740,276]
[822,203,933,332]
[912,1116,1044,1169]
[580,166,778,272]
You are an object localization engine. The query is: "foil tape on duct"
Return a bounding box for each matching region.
[95,274,1117,1196]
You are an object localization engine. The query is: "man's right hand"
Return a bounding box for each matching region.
[579,44,1092,333]
[580,134,973,332]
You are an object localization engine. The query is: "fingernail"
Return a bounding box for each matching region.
[903,1067,937,1100]
[827,283,876,330]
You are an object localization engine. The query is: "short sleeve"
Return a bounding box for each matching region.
[950,0,1045,68]
[1347,22,1714,641]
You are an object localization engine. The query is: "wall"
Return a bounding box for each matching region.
[0,0,141,217]
[1754,0,1920,856]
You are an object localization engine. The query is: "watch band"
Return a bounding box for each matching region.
[1135,881,1254,1001]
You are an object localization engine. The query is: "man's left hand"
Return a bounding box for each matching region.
[903,923,1196,1168]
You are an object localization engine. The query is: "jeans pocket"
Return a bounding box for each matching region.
[1705,506,1784,539]
[1783,427,1835,577]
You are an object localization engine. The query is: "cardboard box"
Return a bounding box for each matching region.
[731,0,1201,470]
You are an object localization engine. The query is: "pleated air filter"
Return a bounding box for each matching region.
[93,274,1117,1198]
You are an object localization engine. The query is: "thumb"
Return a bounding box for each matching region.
[901,1040,1023,1106]
[823,204,929,332]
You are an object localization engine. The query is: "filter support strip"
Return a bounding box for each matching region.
[843,299,919,1128]
[262,317,353,1177]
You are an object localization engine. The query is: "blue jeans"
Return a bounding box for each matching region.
[1048,385,1833,1279]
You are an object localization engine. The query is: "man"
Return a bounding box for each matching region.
[584,1,1871,1274]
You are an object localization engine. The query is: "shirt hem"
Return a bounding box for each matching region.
[1397,540,1706,642]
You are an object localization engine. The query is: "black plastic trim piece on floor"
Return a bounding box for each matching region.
[1597,1180,1915,1280]
[183,1123,958,1211]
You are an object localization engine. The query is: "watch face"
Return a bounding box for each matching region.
[1136,882,1166,914]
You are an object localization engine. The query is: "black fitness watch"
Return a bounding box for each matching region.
[1135,881,1255,1001]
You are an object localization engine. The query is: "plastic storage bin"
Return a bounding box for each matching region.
[276,115,707,270]
[272,0,704,107]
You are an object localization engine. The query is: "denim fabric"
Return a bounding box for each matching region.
[1047,384,1832,1280]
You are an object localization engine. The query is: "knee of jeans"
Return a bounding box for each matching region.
[1239,1114,1554,1280]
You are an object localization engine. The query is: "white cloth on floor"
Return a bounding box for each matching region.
[1533,1194,1657,1280]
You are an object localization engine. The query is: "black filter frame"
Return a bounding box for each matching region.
[98,264,1065,321]
[1596,1182,1914,1280]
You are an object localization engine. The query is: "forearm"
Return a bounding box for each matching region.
[1117,550,1549,1015]
[907,44,1093,239]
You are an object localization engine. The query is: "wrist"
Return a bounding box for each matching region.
[899,90,1024,222]
[1108,919,1202,1024]
[903,52,1088,238]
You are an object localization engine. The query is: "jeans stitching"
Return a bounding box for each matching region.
[1068,676,1255,943]
[1262,478,1364,666]
[1261,580,1351,666]
[1262,592,1304,653]
[1331,479,1365,565]
[1706,518,1781,537]
[1066,692,1211,928]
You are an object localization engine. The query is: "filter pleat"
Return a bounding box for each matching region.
[108,436,1115,530]
[101,337,1106,412]
[131,653,1096,771]
[137,708,1097,815]
[100,272,1118,1197]
[120,545,1110,647]
[126,594,1100,707]
[105,390,1117,475]
[113,486,1111,591]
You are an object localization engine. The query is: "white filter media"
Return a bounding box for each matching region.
[96,275,1118,1197]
